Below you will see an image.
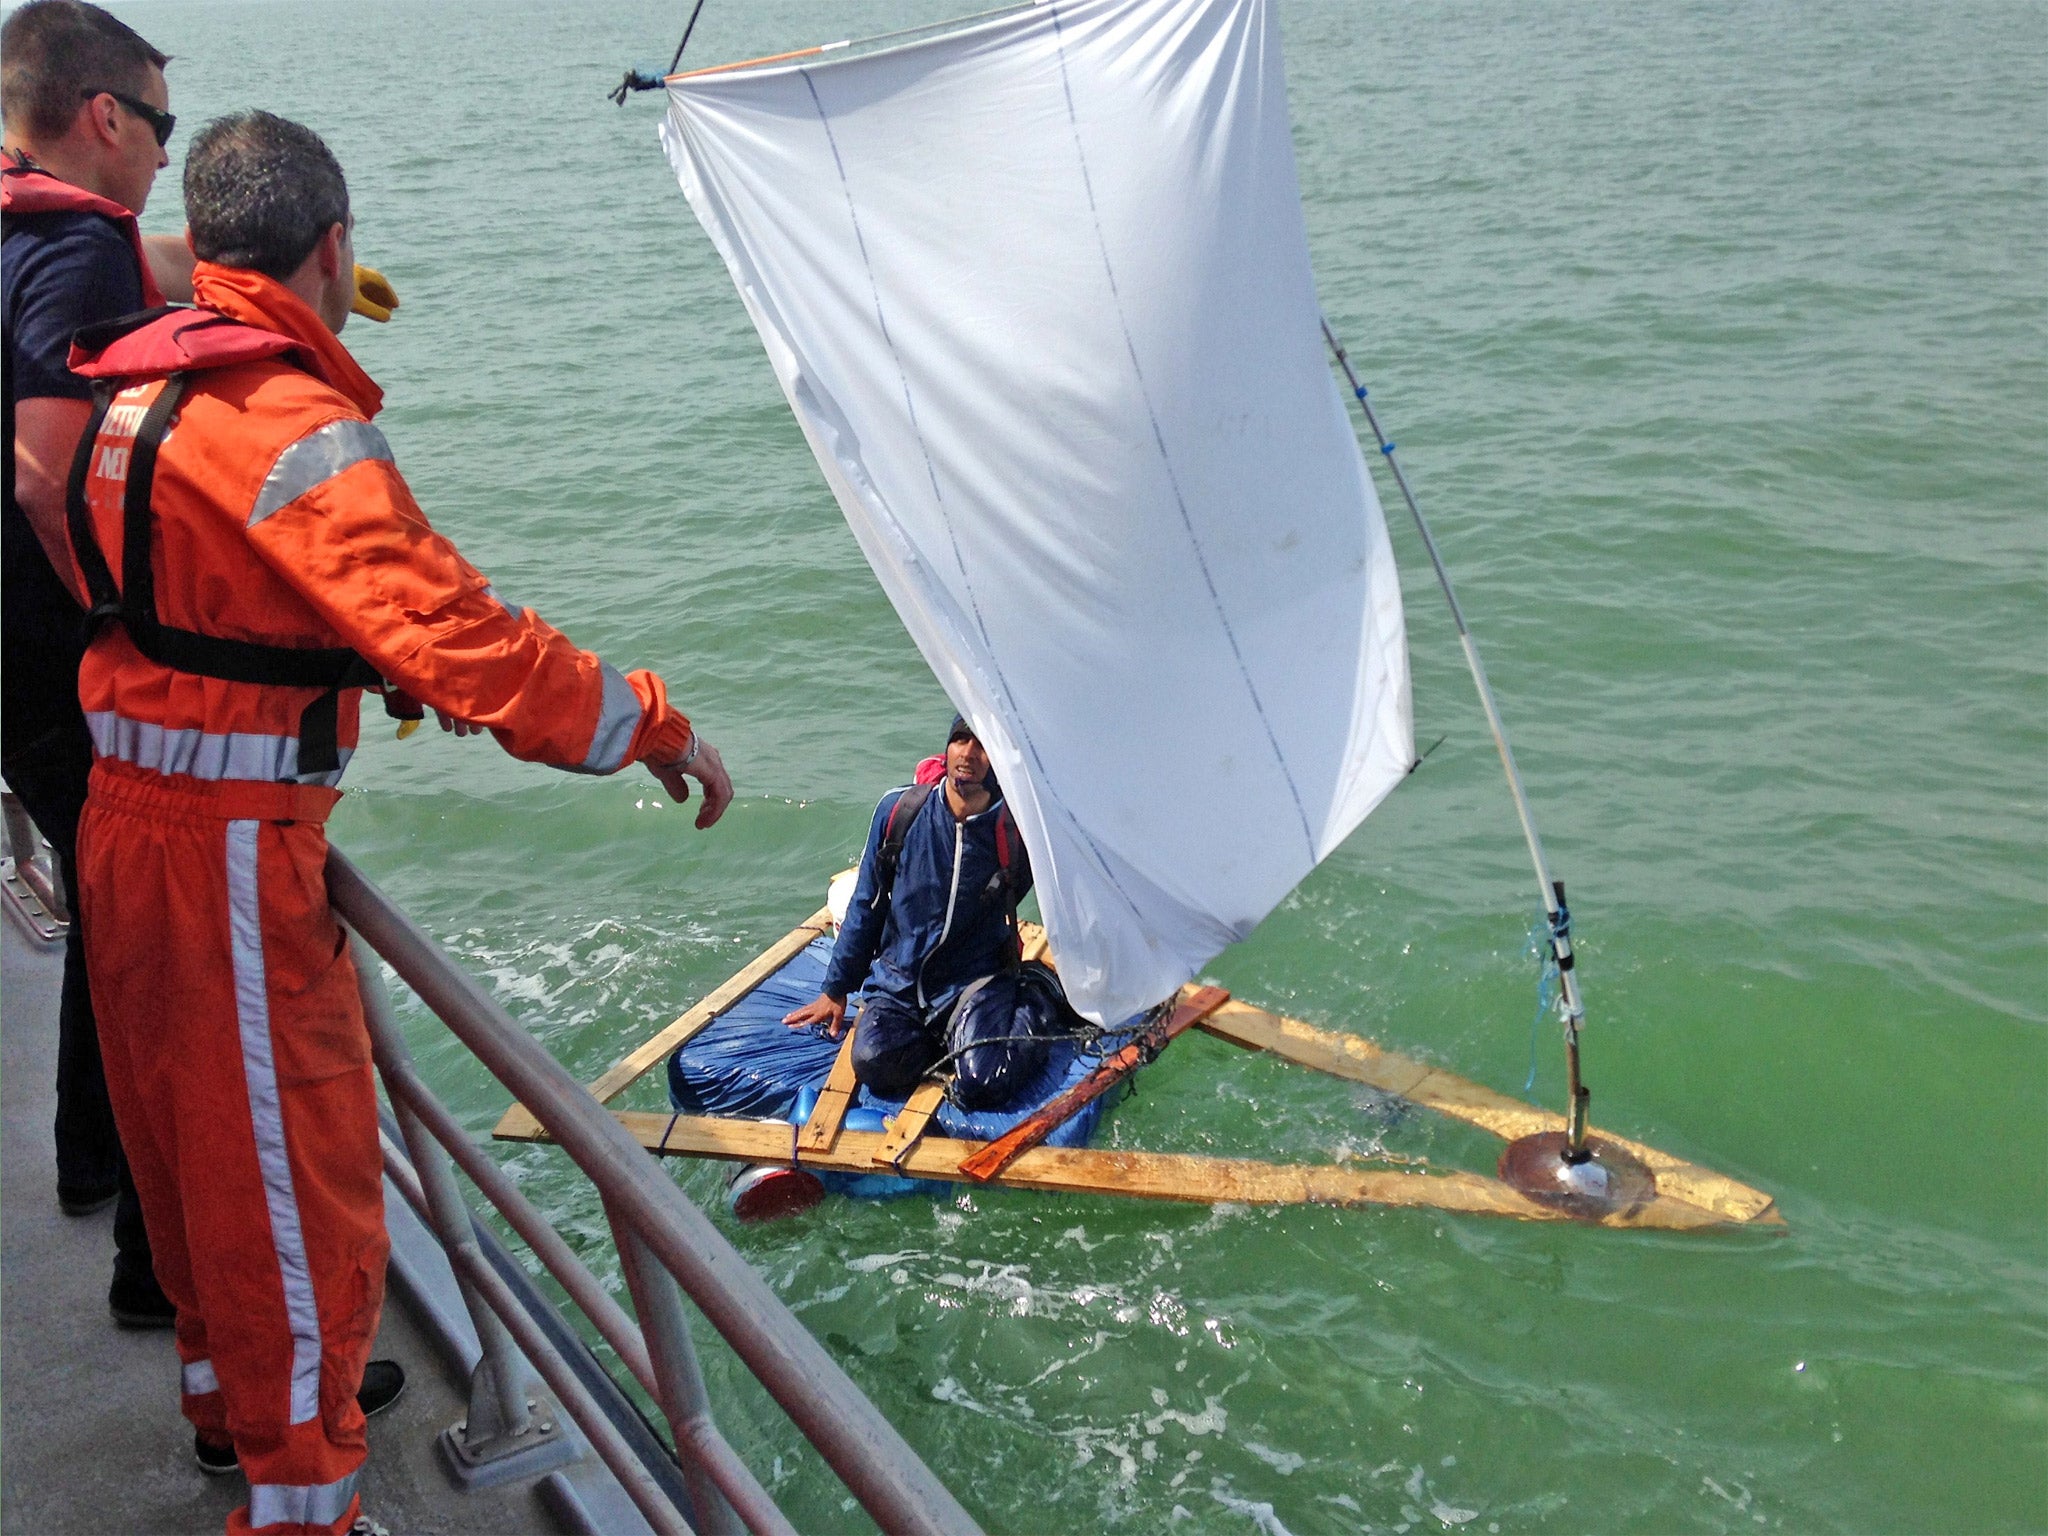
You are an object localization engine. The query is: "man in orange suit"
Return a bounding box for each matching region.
[68,109,732,1536]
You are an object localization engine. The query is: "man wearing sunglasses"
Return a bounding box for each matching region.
[1,0,178,1334]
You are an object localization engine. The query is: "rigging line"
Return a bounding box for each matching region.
[667,0,709,75]
[1405,734,1447,775]
[669,0,1041,82]
[1320,315,1585,1032]
[608,1,706,104]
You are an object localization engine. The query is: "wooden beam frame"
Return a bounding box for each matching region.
[493,914,1781,1229]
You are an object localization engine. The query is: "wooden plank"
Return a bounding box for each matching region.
[533,1110,1759,1231]
[1196,999,1780,1225]
[958,985,1231,1183]
[493,909,1774,1227]
[1197,998,1439,1098]
[590,907,831,1106]
[798,1028,861,1154]
[873,1080,948,1168]
[490,907,832,1144]
[494,1102,546,1143]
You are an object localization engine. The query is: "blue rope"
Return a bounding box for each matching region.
[1522,911,1564,1093]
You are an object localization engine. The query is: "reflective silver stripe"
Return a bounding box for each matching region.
[226,820,324,1426]
[248,1470,359,1530]
[87,711,349,788]
[182,1359,219,1396]
[573,661,642,774]
[482,582,521,619]
[248,418,393,527]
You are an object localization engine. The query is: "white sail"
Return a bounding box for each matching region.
[661,0,1412,1023]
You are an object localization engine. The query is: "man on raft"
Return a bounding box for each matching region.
[785,716,1069,1110]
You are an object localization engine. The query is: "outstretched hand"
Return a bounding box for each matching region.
[435,709,484,737]
[649,735,733,829]
[784,994,848,1038]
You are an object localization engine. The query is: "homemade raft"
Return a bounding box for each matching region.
[493,903,1782,1233]
[548,0,1788,1234]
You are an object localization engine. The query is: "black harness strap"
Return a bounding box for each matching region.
[66,361,384,777]
[116,372,185,626]
[64,383,120,617]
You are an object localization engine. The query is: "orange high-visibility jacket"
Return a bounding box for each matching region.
[67,264,692,784]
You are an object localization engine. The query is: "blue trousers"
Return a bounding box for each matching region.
[850,977,1051,1111]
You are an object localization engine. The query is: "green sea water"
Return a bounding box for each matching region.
[115,0,2044,1530]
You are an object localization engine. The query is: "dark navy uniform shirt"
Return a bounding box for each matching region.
[3,208,144,757]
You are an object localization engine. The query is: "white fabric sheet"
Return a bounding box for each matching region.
[662,0,1412,1023]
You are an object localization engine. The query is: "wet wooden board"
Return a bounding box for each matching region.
[873,1080,947,1168]
[492,908,830,1143]
[492,907,1779,1229]
[1192,994,1779,1225]
[799,1029,861,1154]
[957,986,1231,1183]
[493,1108,1741,1231]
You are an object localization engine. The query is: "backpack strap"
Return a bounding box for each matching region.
[869,781,937,911]
[986,803,1026,969]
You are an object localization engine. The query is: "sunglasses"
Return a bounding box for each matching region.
[86,89,176,148]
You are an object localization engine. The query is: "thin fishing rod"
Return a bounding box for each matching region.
[608,0,708,103]
[668,0,709,74]
[1322,316,1592,1156]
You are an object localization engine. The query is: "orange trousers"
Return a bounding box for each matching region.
[78,760,386,1536]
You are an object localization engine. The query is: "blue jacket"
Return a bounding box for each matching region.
[822,784,1031,1017]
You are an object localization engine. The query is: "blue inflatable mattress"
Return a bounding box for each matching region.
[666,937,1137,1192]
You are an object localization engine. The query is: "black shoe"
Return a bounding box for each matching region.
[357,1359,405,1419]
[188,1363,404,1479]
[193,1431,238,1476]
[58,1182,117,1217]
[109,1269,176,1329]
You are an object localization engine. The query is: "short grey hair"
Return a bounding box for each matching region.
[185,110,348,281]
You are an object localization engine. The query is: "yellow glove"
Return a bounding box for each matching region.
[352,263,400,323]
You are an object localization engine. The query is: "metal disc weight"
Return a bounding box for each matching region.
[1498,1132,1657,1221]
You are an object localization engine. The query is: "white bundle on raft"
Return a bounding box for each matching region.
[660,0,1412,1023]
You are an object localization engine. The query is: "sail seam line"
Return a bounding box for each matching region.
[797,61,1153,949]
[1047,2,1317,860]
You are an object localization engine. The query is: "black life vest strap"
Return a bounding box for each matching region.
[64,363,385,778]
[64,382,121,619]
[116,371,186,624]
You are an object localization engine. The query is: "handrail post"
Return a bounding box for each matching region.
[328,848,984,1536]
[349,930,572,1482]
[1,788,70,926]
[613,1211,745,1536]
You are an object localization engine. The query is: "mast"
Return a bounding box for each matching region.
[1321,317,1595,1167]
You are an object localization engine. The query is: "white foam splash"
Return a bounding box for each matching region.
[1245,1442,1305,1475]
[1210,1482,1296,1536]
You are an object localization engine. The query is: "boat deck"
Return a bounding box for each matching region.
[1,903,564,1533]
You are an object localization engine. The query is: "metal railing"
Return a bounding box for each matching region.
[1,787,70,942]
[330,848,982,1536]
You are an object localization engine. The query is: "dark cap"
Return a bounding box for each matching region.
[948,713,976,745]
